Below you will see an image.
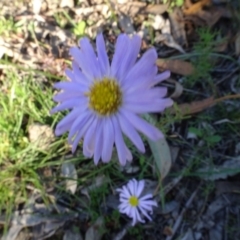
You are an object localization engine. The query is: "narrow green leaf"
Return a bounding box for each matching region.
[148,137,172,180]
[143,114,172,180]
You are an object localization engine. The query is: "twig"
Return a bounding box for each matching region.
[113,223,132,240]
[216,66,239,85]
[165,184,201,240]
[161,82,208,97]
[154,175,183,197]
[224,207,229,240]
[214,94,240,103]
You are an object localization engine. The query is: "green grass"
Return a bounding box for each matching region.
[163,0,184,10]
[0,68,65,217]
[54,10,88,38]
[0,16,22,36]
[184,27,219,89]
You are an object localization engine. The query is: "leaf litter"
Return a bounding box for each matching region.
[1,0,240,239]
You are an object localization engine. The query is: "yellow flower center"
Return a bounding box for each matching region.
[129,196,139,207]
[87,78,122,116]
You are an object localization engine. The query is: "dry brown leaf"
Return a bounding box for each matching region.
[197,7,230,27]
[145,4,168,14]
[184,6,231,28]
[155,34,186,53]
[156,59,194,76]
[183,0,212,15]
[169,8,187,46]
[172,96,215,115]
[184,0,192,8]
[170,94,240,116]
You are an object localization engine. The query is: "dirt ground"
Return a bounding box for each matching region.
[0,0,240,239]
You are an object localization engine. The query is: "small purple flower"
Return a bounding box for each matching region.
[117,179,157,226]
[51,33,173,165]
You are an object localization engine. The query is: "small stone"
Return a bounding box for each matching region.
[60,0,74,8]
[32,0,42,14]
[28,123,54,151]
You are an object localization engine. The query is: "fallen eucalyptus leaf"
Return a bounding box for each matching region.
[156,59,194,76]
[196,158,240,181]
[2,210,76,240]
[155,34,186,53]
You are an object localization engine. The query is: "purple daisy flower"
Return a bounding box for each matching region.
[117,179,157,226]
[51,33,173,165]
